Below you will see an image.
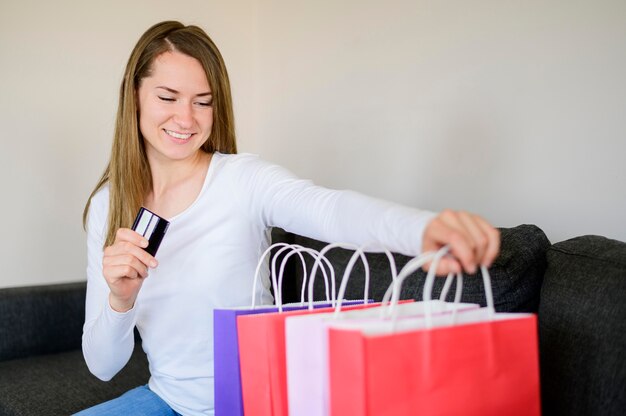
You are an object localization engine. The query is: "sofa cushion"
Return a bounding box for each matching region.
[399,224,550,311]
[539,235,626,416]
[271,224,550,312]
[0,282,86,361]
[0,343,149,416]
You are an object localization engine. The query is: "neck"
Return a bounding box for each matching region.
[148,151,210,200]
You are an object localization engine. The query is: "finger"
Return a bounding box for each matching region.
[115,228,149,248]
[435,211,478,274]
[423,218,475,274]
[457,211,488,266]
[473,216,501,267]
[117,254,150,278]
[423,212,471,251]
[102,255,148,278]
[104,264,143,281]
[423,257,462,276]
[105,240,158,269]
[103,254,149,278]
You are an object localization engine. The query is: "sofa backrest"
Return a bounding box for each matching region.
[0,282,86,361]
[271,224,550,312]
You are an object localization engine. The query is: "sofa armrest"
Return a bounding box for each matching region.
[0,281,86,361]
[539,235,626,415]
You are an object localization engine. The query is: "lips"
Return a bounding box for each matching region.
[164,129,193,140]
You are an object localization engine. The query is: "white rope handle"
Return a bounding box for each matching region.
[415,250,495,329]
[421,247,452,328]
[375,246,495,331]
[272,245,306,309]
[307,243,359,310]
[480,265,495,317]
[320,243,398,318]
[378,250,438,318]
[276,246,334,312]
[331,244,399,318]
[439,272,458,301]
[332,247,369,317]
[250,242,317,309]
[386,249,447,321]
[251,243,293,309]
[445,273,463,324]
[379,270,458,319]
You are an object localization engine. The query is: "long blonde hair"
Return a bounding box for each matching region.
[83,21,237,246]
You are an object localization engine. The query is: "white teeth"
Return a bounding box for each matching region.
[165,130,192,140]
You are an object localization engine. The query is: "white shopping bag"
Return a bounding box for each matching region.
[285,246,479,416]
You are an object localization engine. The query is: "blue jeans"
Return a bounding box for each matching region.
[73,385,181,416]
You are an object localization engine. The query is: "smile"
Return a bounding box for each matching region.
[164,129,193,140]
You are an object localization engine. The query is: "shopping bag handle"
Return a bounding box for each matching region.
[388,246,494,327]
[382,247,494,316]
[332,244,398,318]
[439,271,463,303]
[382,248,466,324]
[419,248,493,315]
[307,243,371,310]
[381,250,439,318]
[275,245,335,312]
[380,257,459,307]
[421,250,494,314]
[379,270,460,319]
[423,262,494,327]
[251,242,330,309]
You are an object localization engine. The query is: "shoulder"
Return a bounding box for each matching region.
[86,184,110,235]
[212,152,294,182]
[213,152,269,170]
[91,184,110,208]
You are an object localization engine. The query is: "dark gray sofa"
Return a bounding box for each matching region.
[1,225,624,415]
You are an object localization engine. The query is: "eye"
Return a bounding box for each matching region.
[195,100,213,107]
[158,96,175,102]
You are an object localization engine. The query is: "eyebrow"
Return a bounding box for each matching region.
[156,86,212,97]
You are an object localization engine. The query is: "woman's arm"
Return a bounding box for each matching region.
[238,155,499,274]
[81,189,139,381]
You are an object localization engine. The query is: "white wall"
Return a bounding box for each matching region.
[1,0,625,288]
[0,0,258,288]
[250,0,626,242]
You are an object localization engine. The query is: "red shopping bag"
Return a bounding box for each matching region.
[237,242,380,416]
[214,241,342,415]
[237,300,378,416]
[327,249,541,416]
[328,312,540,415]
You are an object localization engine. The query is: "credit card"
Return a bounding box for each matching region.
[131,207,170,256]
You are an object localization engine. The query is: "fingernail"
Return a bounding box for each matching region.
[150,260,157,268]
[141,239,149,248]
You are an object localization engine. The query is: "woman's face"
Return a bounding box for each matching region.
[137,51,213,165]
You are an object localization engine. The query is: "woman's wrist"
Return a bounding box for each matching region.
[109,292,136,313]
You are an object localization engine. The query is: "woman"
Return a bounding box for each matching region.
[78,21,500,415]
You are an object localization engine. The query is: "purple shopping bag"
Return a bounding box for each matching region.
[214,301,367,415]
[213,241,371,415]
[214,305,304,415]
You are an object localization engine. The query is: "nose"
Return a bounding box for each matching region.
[173,102,193,129]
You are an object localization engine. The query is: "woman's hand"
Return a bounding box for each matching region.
[422,210,500,275]
[102,228,158,312]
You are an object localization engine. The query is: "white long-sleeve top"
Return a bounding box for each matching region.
[82,152,436,415]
